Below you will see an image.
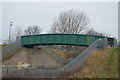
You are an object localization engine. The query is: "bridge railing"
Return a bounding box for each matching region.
[58,38,108,73]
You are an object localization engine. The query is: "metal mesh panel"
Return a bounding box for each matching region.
[2,39,21,58]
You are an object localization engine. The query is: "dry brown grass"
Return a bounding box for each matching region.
[1,48,22,62]
[59,47,119,78]
[52,49,81,60]
[0,44,8,47]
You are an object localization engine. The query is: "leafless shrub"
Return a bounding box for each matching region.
[51,9,90,34]
[24,25,41,35]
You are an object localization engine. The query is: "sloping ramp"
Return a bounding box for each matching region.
[1,40,21,61]
[41,46,66,65]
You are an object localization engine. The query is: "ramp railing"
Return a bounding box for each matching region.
[41,46,66,65]
[2,39,21,60]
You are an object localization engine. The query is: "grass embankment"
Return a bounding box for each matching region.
[52,49,81,60]
[0,44,8,47]
[1,48,22,62]
[60,47,119,78]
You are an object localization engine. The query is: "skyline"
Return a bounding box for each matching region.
[1,2,118,41]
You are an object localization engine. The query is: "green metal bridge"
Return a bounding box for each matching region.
[21,33,111,47]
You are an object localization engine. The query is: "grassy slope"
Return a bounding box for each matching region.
[52,49,81,60]
[0,44,8,47]
[2,48,22,61]
[61,47,119,78]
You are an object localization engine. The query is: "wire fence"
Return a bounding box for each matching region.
[2,38,108,78]
[2,39,21,59]
[42,46,66,64]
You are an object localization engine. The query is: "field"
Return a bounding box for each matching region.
[59,47,119,78]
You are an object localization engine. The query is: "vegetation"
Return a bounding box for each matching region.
[24,25,41,35]
[60,47,119,78]
[86,28,109,36]
[2,48,22,62]
[0,44,8,47]
[51,9,89,34]
[52,49,81,60]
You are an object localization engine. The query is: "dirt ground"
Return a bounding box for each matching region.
[2,48,62,69]
[2,46,86,69]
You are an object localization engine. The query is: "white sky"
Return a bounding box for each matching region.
[0,1,119,41]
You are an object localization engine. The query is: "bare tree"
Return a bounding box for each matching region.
[13,26,22,42]
[86,28,106,36]
[50,10,90,50]
[2,26,23,44]
[51,9,90,34]
[24,25,41,35]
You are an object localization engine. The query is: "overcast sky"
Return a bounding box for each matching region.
[1,2,118,41]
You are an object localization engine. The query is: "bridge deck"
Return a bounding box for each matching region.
[21,34,106,47]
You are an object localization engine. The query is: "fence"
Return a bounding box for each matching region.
[42,46,66,64]
[2,39,21,60]
[2,38,108,78]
